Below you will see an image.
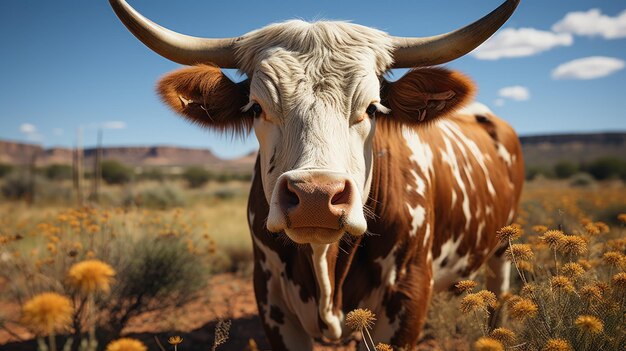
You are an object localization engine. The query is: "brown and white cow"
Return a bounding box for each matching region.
[110,0,524,349]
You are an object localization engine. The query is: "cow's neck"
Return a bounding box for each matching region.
[248,118,427,339]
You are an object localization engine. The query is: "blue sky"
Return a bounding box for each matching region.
[1,0,625,158]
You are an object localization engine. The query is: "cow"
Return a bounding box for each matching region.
[110,0,524,349]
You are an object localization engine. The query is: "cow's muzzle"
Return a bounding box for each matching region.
[267,170,367,244]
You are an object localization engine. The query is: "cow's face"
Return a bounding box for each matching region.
[157,22,475,245]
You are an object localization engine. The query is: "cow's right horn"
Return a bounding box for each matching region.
[109,0,239,68]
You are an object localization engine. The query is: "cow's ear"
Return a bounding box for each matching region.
[157,64,252,135]
[381,67,476,125]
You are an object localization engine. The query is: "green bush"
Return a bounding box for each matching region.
[137,168,166,182]
[554,161,578,179]
[585,157,626,180]
[101,160,133,184]
[44,163,73,180]
[1,173,39,200]
[104,235,209,335]
[0,163,13,178]
[124,183,186,209]
[569,172,595,187]
[182,166,212,188]
[525,166,554,181]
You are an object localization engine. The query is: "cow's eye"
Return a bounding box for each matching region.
[251,103,263,117]
[366,104,377,116]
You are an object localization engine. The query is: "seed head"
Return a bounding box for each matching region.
[455,280,478,293]
[496,225,521,243]
[505,244,534,261]
[594,222,609,233]
[460,293,486,314]
[602,251,624,267]
[532,225,548,233]
[105,338,147,351]
[66,259,116,295]
[474,337,504,351]
[541,230,565,248]
[21,292,73,335]
[345,308,376,331]
[490,327,516,345]
[618,213,626,224]
[520,283,536,297]
[476,290,497,308]
[561,263,585,279]
[575,315,603,335]
[580,285,602,302]
[167,336,183,345]
[508,298,538,321]
[558,235,587,256]
[612,272,626,291]
[584,223,600,236]
[517,260,534,273]
[551,276,575,293]
[375,343,393,351]
[542,338,573,351]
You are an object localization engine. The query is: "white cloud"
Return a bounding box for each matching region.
[472,28,573,60]
[101,121,126,130]
[552,56,625,80]
[553,9,626,39]
[498,86,530,101]
[20,123,36,134]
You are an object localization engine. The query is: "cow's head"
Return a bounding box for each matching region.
[110,0,518,245]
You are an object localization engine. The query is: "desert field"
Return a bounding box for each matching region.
[0,175,625,351]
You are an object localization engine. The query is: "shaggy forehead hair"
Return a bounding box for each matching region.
[235,20,395,77]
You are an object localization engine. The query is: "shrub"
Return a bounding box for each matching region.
[101,160,133,184]
[0,172,46,201]
[585,157,626,180]
[554,161,578,179]
[124,183,186,209]
[182,166,211,188]
[0,163,13,178]
[44,164,73,181]
[525,166,554,181]
[137,168,166,182]
[570,173,595,187]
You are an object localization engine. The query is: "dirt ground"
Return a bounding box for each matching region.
[0,273,446,351]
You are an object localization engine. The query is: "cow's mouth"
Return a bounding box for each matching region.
[283,227,346,245]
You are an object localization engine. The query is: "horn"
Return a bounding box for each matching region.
[392,0,520,68]
[109,0,239,68]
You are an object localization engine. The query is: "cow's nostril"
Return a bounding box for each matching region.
[331,184,350,205]
[280,180,300,209]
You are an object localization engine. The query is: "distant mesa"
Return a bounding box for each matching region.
[0,132,625,170]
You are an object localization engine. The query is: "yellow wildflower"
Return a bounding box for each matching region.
[496,225,521,243]
[612,272,626,291]
[505,244,534,261]
[490,327,515,345]
[602,251,624,267]
[460,293,485,313]
[345,308,376,331]
[551,276,575,293]
[561,263,585,279]
[455,280,477,293]
[542,339,573,351]
[508,298,538,320]
[531,225,548,233]
[474,337,504,351]
[558,235,587,256]
[105,338,147,351]
[575,315,603,335]
[168,336,183,345]
[21,292,73,335]
[375,343,393,351]
[67,259,115,294]
[540,230,565,248]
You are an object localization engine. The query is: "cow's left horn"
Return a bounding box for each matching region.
[109,0,239,68]
[392,0,520,68]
